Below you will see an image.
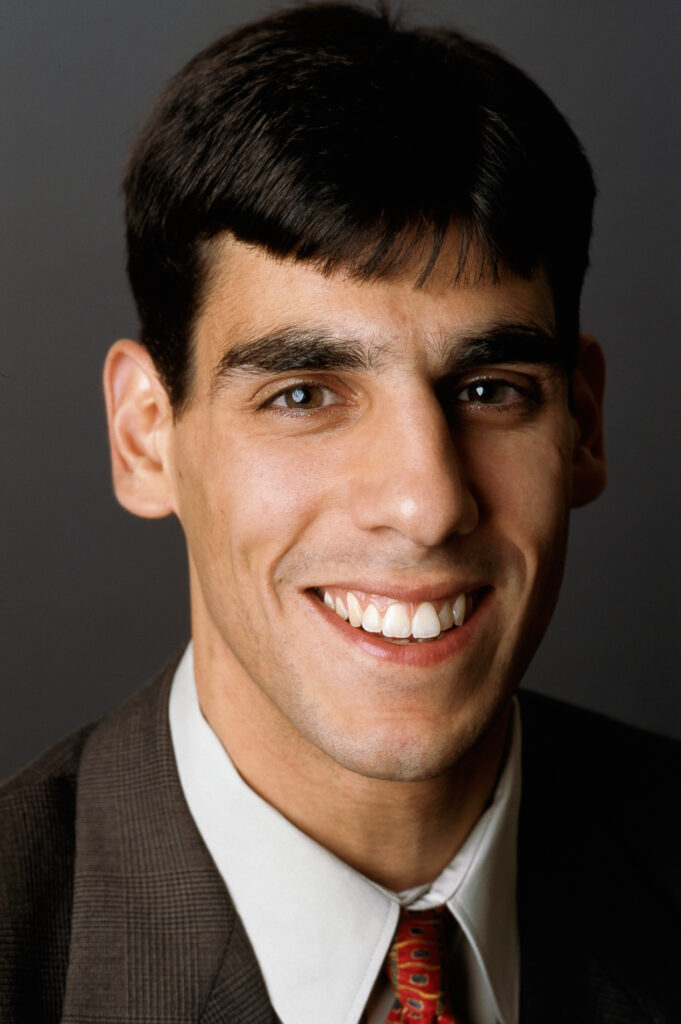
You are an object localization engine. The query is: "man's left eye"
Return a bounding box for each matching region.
[270,384,339,410]
[456,379,526,405]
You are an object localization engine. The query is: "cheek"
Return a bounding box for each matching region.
[473,429,573,569]
[175,425,336,590]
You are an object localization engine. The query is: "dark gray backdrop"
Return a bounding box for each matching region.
[2,0,680,779]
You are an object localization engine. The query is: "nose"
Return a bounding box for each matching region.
[348,387,479,548]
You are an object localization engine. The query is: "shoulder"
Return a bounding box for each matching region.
[0,650,182,866]
[518,687,680,795]
[518,687,679,764]
[0,723,94,1020]
[518,687,680,902]
[0,652,182,1020]
[516,691,681,1019]
[0,720,94,882]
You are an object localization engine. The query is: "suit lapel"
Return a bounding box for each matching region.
[61,656,278,1023]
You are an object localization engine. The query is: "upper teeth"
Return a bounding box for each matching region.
[318,587,470,641]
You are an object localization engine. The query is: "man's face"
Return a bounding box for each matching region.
[166,237,587,782]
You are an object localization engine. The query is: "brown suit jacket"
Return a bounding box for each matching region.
[1,655,679,1023]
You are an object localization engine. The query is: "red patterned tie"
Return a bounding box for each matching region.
[385,907,459,1023]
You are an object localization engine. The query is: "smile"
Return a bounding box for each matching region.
[315,586,478,644]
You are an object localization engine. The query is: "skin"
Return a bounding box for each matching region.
[104,234,606,890]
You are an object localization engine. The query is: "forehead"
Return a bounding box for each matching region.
[193,234,557,375]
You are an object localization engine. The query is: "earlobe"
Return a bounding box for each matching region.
[570,332,607,508]
[103,339,176,518]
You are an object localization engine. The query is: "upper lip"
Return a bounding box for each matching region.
[308,580,488,603]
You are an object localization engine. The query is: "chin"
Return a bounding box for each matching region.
[321,675,520,783]
[306,715,482,783]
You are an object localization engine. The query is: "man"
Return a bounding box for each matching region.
[1,4,678,1023]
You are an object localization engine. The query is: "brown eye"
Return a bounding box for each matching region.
[284,385,321,408]
[270,383,340,411]
[458,380,522,405]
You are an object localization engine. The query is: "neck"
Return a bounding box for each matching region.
[269,712,512,891]
[195,638,512,892]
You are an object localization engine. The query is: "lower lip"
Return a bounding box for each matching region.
[308,589,491,667]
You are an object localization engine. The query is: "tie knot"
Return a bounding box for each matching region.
[385,907,458,1023]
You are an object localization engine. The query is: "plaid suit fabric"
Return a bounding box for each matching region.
[1,655,279,1024]
[0,723,93,1023]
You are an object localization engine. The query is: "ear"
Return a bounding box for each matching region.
[103,339,176,518]
[570,332,607,508]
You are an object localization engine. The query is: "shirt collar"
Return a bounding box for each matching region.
[169,644,520,1024]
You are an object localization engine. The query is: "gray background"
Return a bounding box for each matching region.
[2,0,679,779]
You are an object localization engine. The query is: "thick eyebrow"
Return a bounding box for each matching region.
[210,321,566,395]
[211,327,378,394]
[437,324,567,376]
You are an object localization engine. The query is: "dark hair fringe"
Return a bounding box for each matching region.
[124,3,595,411]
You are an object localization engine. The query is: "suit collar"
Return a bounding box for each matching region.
[61,654,277,1023]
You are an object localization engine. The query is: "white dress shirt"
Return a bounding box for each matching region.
[169,644,521,1024]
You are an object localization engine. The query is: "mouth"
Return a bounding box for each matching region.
[313,585,486,645]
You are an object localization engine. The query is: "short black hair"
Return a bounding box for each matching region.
[124,2,595,413]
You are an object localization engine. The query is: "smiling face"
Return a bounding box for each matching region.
[112,234,605,786]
